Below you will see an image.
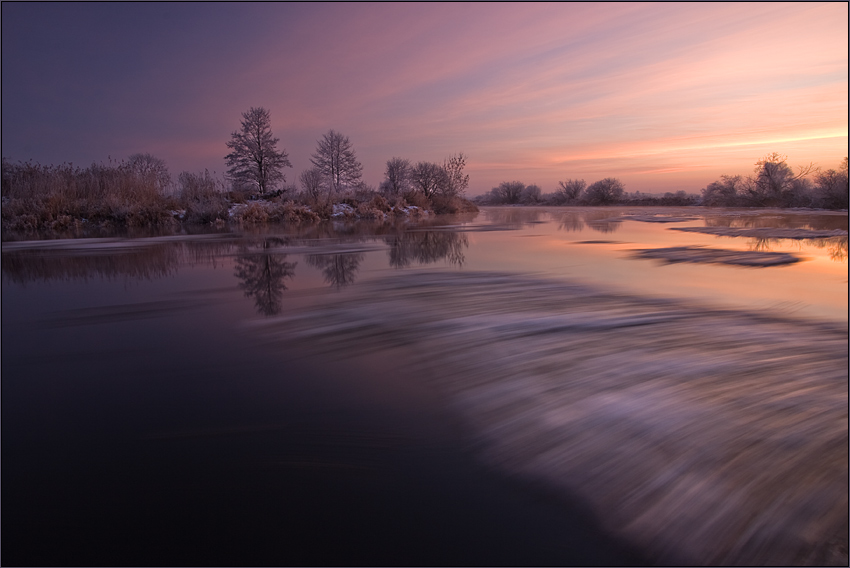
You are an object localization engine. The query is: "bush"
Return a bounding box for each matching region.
[178,170,229,224]
[814,159,849,209]
[583,178,624,205]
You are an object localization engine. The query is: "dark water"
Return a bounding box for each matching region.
[2,207,846,565]
[2,212,652,566]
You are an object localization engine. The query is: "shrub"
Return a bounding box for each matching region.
[583,178,624,205]
[814,159,849,209]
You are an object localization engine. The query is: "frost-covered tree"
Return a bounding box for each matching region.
[225,107,291,195]
[814,157,849,209]
[492,180,525,204]
[746,153,816,206]
[379,157,413,197]
[584,178,624,204]
[557,179,586,203]
[520,183,542,204]
[127,153,171,193]
[299,167,326,202]
[701,175,743,206]
[440,153,469,198]
[310,130,363,193]
[411,161,449,198]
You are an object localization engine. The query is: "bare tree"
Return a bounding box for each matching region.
[299,167,326,202]
[411,161,449,198]
[520,184,542,204]
[492,180,525,204]
[379,157,413,197]
[557,179,586,203]
[746,153,816,206]
[440,153,470,198]
[814,157,849,209]
[701,175,742,206]
[310,129,363,194]
[127,153,171,193]
[584,178,624,205]
[225,107,291,196]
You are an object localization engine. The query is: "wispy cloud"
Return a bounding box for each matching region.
[2,3,846,194]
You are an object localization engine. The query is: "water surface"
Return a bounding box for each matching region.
[2,206,847,565]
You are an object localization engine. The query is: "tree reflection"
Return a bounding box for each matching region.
[1,239,233,284]
[554,212,585,232]
[749,237,774,252]
[387,230,468,268]
[705,212,849,231]
[234,240,297,315]
[482,207,542,228]
[748,236,848,262]
[305,252,364,289]
[812,237,848,263]
[581,211,622,234]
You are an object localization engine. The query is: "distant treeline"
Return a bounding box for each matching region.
[477,154,849,209]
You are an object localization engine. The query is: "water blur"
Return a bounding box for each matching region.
[2,207,847,565]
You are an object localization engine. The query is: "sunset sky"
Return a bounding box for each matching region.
[2,3,847,196]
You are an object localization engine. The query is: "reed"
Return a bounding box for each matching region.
[2,158,177,233]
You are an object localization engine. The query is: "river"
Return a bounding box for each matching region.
[2,206,847,565]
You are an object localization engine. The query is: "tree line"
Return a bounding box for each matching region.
[477,177,698,206]
[224,106,473,213]
[478,153,848,209]
[3,106,847,235]
[701,153,848,209]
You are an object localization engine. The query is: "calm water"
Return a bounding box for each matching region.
[2,206,847,565]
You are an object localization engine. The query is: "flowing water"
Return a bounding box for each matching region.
[2,206,847,565]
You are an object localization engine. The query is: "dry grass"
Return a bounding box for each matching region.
[2,159,177,234]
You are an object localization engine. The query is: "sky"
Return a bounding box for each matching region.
[2,2,847,196]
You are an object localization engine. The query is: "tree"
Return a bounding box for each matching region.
[127,153,171,193]
[814,157,849,209]
[746,152,816,206]
[379,157,413,197]
[701,175,742,206]
[440,153,469,198]
[584,178,624,204]
[557,179,586,203]
[225,107,291,195]
[492,181,525,204]
[299,167,326,202]
[411,161,449,198]
[520,184,542,204]
[310,129,363,194]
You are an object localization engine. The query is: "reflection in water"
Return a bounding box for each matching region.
[749,237,773,253]
[387,230,468,268]
[234,240,297,315]
[305,253,364,289]
[826,237,849,262]
[0,239,233,283]
[704,212,848,231]
[581,211,623,234]
[549,210,624,234]
[555,211,585,232]
[748,236,848,263]
[482,207,543,227]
